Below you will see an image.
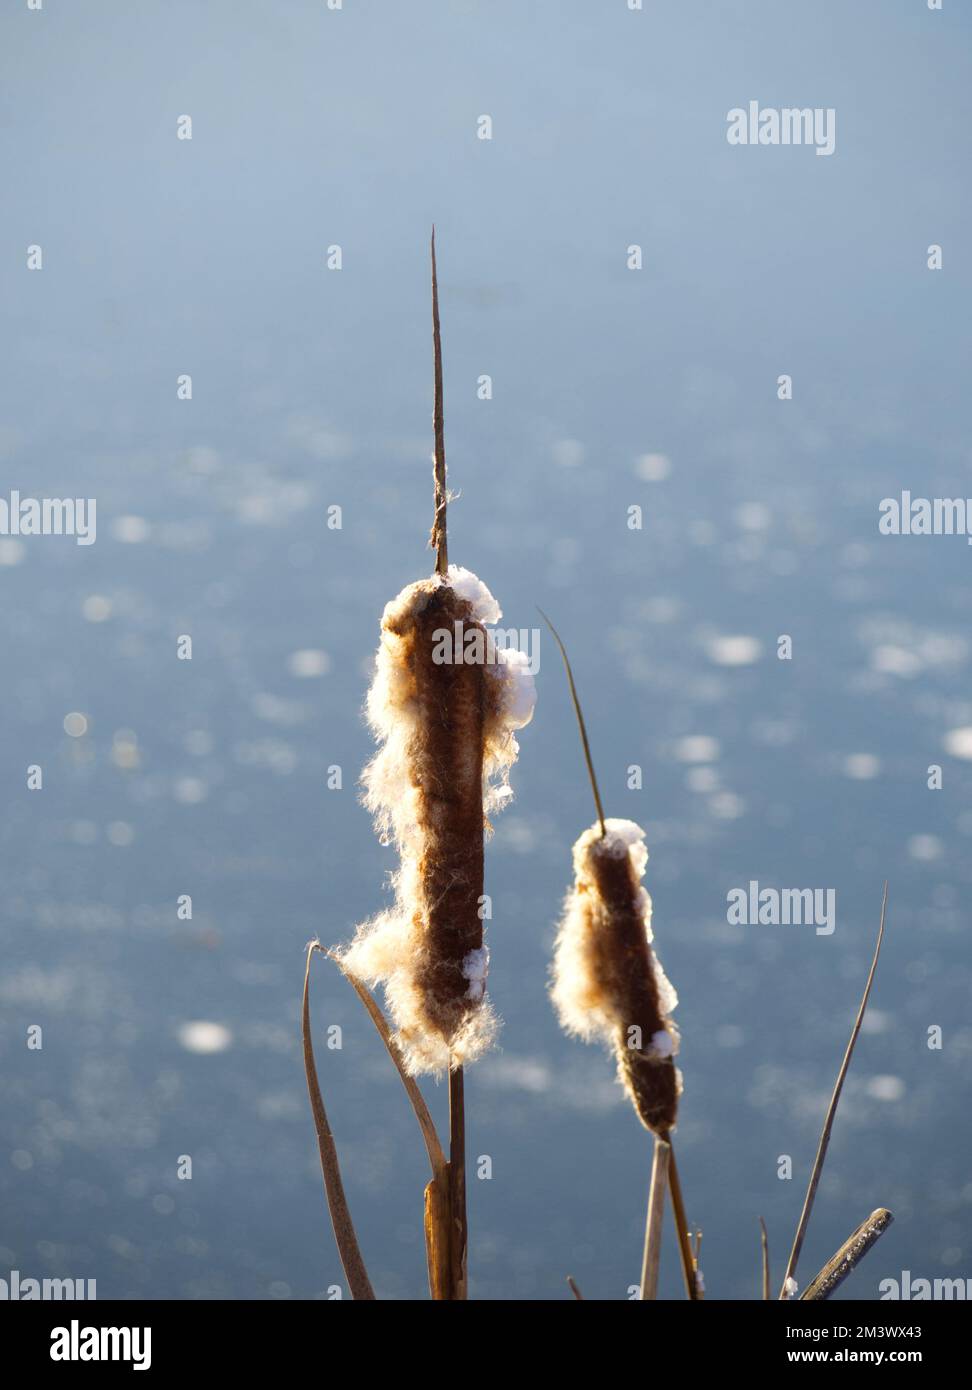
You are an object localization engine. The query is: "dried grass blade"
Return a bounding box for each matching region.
[326,950,451,1297]
[537,608,606,835]
[778,882,889,1298]
[301,943,375,1300]
[327,951,447,1181]
[759,1215,771,1301]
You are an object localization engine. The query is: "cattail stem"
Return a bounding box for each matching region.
[800,1208,894,1301]
[691,1228,705,1300]
[639,1136,671,1299]
[759,1215,771,1300]
[665,1139,699,1301]
[779,882,888,1298]
[433,234,466,1297]
[430,226,448,575]
[448,1064,468,1299]
[424,1174,453,1300]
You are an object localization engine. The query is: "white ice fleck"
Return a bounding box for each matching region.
[177,1021,232,1054]
[551,438,584,469]
[635,452,671,482]
[944,726,972,761]
[844,752,880,780]
[871,644,922,678]
[0,539,25,566]
[734,502,771,532]
[706,634,762,667]
[673,735,720,764]
[112,515,150,544]
[82,594,112,622]
[907,833,943,862]
[288,649,331,678]
[866,1074,905,1103]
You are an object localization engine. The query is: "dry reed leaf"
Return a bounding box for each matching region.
[779,882,889,1298]
[301,943,375,1300]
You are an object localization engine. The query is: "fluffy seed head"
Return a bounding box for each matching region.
[551,818,681,1134]
[336,566,534,1075]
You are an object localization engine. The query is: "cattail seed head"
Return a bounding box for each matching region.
[551,819,681,1134]
[337,566,534,1075]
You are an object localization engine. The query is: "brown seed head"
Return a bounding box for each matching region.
[337,568,534,1074]
[551,820,681,1134]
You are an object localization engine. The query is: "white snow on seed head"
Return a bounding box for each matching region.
[445,565,502,624]
[580,818,650,886]
[463,946,490,1001]
[495,646,536,731]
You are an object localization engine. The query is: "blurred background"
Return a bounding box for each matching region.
[1,0,970,1300]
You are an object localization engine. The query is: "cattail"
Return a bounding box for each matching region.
[551,817,681,1134]
[542,612,698,1297]
[540,611,681,1135]
[336,566,534,1074]
[542,612,697,1297]
[310,235,534,1302]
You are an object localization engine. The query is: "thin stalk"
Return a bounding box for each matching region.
[759,1215,771,1301]
[448,1064,468,1299]
[424,1172,453,1301]
[666,1138,699,1301]
[692,1228,705,1299]
[639,1136,671,1299]
[779,882,889,1298]
[800,1208,894,1301]
[431,232,467,1301]
[537,609,607,837]
[301,943,375,1300]
[566,1276,584,1301]
[431,233,470,1295]
[430,226,448,575]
